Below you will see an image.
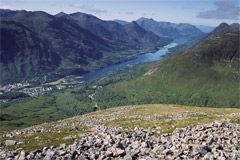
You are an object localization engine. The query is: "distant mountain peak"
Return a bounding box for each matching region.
[70,12,101,22]
[168,22,240,55]
[0,9,27,13]
[0,10,172,85]
[210,22,237,35]
[55,12,67,17]
[230,23,240,30]
[129,21,138,25]
[125,21,144,31]
[137,17,155,21]
[194,25,215,33]
[136,18,205,41]
[70,12,93,17]
[0,9,27,18]
[218,22,229,27]
[113,19,129,25]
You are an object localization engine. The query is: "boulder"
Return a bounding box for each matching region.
[5,140,16,146]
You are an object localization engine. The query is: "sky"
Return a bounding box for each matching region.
[0,0,239,26]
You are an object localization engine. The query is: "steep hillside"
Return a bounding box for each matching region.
[0,19,61,84]
[0,9,27,18]
[12,11,108,64]
[93,30,240,108]
[0,10,172,85]
[68,12,172,51]
[0,63,151,131]
[136,17,205,41]
[1,104,240,159]
[168,22,240,55]
[1,27,239,131]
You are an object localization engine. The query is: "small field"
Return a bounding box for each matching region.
[45,76,83,86]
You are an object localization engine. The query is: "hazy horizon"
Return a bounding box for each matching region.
[1,0,239,26]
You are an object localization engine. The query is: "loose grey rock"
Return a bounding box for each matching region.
[5,140,16,146]
[1,113,240,160]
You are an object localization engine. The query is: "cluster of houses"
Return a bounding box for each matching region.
[0,83,30,95]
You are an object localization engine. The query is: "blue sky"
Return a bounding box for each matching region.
[0,0,239,26]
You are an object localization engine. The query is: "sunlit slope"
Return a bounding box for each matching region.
[94,30,240,108]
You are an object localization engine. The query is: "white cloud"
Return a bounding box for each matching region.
[0,5,31,11]
[71,3,108,15]
[0,5,17,10]
[71,3,87,9]
[197,0,240,20]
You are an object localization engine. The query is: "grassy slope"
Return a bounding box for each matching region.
[0,92,94,131]
[95,54,239,108]
[0,63,150,131]
[1,104,240,153]
[94,31,240,108]
[1,31,239,132]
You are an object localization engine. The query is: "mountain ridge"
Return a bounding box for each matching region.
[167,22,240,55]
[93,26,240,109]
[136,17,205,41]
[194,25,215,33]
[0,23,239,134]
[0,10,172,85]
[113,19,129,25]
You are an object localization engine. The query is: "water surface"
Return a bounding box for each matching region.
[80,42,178,82]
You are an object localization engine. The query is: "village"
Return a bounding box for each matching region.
[0,76,85,103]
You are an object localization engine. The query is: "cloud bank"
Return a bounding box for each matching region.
[72,3,107,14]
[197,0,240,20]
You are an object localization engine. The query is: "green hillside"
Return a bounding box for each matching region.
[0,29,239,132]
[167,22,240,56]
[94,30,240,108]
[0,63,151,131]
[0,10,172,85]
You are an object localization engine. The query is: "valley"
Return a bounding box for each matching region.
[0,10,173,86]
[0,4,240,159]
[0,42,177,103]
[0,22,239,133]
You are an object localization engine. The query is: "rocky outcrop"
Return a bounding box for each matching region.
[1,119,239,159]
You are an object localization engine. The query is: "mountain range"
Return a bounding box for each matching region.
[1,22,239,131]
[135,17,205,42]
[0,9,207,85]
[194,25,215,33]
[92,24,240,109]
[114,19,215,33]
[0,10,172,85]
[168,22,240,55]
[113,19,129,25]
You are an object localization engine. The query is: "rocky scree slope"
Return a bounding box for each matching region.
[0,104,240,159]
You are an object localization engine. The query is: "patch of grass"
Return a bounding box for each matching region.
[102,104,240,134]
[1,127,88,153]
[1,104,239,153]
[28,86,42,90]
